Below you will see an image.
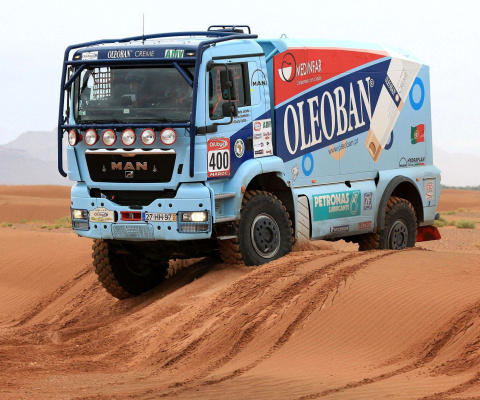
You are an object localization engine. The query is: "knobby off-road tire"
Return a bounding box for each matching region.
[218,190,294,266]
[358,196,417,251]
[92,239,169,299]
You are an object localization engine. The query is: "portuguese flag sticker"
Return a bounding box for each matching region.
[411,124,425,144]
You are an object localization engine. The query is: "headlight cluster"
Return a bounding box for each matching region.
[68,128,177,147]
[181,211,208,222]
[121,129,136,146]
[178,211,210,233]
[102,129,116,146]
[68,130,82,146]
[85,129,98,145]
[141,128,156,145]
[72,209,88,220]
[71,208,89,231]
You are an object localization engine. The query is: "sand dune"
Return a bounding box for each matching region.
[0,185,71,223]
[0,186,479,399]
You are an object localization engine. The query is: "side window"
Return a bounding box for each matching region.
[209,63,250,120]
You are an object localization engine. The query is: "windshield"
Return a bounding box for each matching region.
[74,66,194,123]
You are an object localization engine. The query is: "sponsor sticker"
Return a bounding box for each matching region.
[90,207,114,223]
[425,179,435,201]
[312,190,361,221]
[358,221,372,230]
[364,192,373,210]
[165,49,184,58]
[207,138,230,178]
[330,225,349,233]
[82,51,98,60]
[399,157,426,168]
[234,139,245,158]
[291,165,299,184]
[411,124,425,144]
[107,50,131,59]
[252,119,273,158]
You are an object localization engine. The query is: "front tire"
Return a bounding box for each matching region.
[218,191,293,266]
[359,196,417,251]
[92,240,169,299]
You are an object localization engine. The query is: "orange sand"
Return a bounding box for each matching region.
[0,186,479,399]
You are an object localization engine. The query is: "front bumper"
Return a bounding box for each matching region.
[71,182,213,241]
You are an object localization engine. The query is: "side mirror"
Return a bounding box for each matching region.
[222,102,238,118]
[220,69,237,100]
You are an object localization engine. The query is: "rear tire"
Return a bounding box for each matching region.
[359,196,417,251]
[92,240,169,299]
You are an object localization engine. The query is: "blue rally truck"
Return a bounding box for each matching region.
[58,26,441,299]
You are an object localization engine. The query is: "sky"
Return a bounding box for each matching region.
[1,0,479,156]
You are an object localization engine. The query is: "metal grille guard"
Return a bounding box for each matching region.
[58,29,258,177]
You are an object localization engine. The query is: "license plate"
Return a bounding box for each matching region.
[143,212,176,222]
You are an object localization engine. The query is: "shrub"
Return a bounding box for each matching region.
[458,208,466,212]
[442,211,456,215]
[448,220,457,226]
[54,216,71,228]
[456,220,476,229]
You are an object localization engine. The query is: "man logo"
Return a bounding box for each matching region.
[125,171,134,179]
[278,53,296,82]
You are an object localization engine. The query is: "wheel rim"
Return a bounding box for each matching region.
[251,213,281,259]
[387,219,409,249]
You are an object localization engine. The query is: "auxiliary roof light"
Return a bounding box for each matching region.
[85,129,98,146]
[68,129,81,146]
[121,129,136,146]
[141,129,156,145]
[102,129,117,146]
[160,128,177,145]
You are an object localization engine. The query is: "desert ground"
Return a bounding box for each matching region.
[0,186,479,399]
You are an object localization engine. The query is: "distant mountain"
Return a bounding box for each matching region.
[433,145,480,187]
[0,129,70,186]
[0,131,477,187]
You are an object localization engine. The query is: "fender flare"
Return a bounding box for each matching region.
[377,175,422,230]
[221,157,289,219]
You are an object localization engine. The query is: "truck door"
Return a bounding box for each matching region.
[204,58,269,179]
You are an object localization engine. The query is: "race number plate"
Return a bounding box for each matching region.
[207,138,230,178]
[143,213,177,222]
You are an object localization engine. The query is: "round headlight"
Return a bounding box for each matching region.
[160,128,177,145]
[141,129,156,145]
[121,129,136,146]
[102,129,116,146]
[68,130,80,146]
[85,129,98,146]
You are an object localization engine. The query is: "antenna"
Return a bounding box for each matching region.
[142,14,145,44]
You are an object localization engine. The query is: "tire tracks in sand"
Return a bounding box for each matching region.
[144,249,400,399]
[295,289,480,399]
